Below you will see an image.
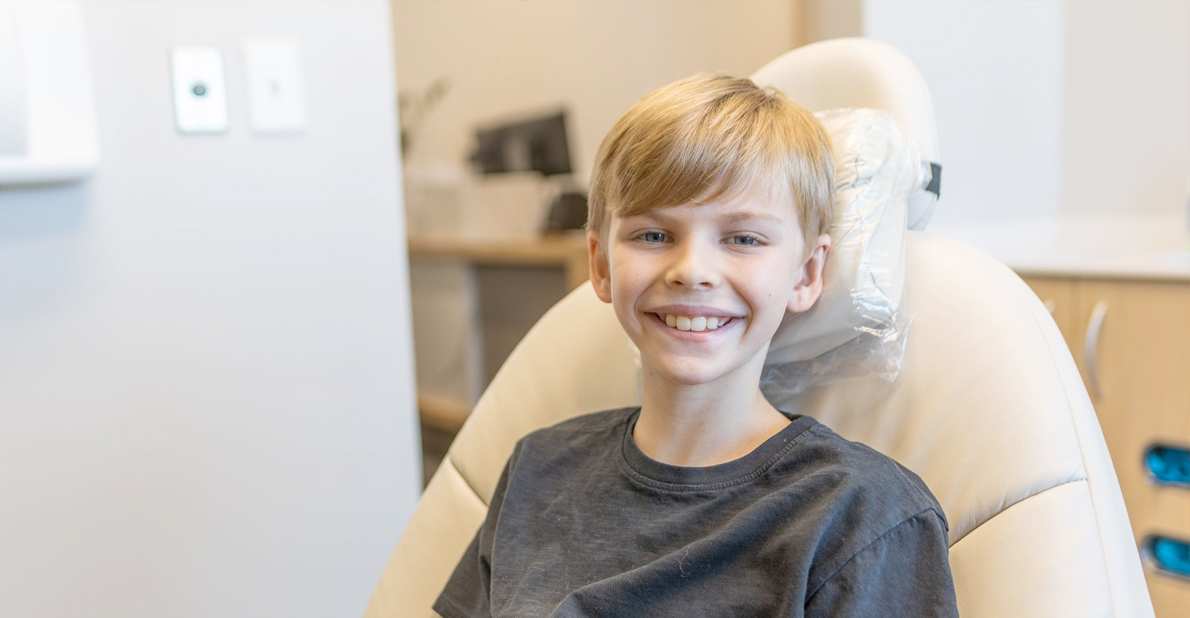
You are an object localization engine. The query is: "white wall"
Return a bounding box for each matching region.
[1061,0,1190,215]
[0,2,420,616]
[864,0,1190,224]
[865,1,1065,225]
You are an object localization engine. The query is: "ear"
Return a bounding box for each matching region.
[787,233,831,313]
[588,230,613,303]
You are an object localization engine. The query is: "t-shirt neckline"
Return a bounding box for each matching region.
[619,406,818,490]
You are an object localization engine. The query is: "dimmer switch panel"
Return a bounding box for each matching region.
[244,39,306,133]
[170,47,228,134]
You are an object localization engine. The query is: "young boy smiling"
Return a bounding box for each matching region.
[433,74,958,618]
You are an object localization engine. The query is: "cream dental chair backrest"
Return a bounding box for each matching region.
[366,38,1155,618]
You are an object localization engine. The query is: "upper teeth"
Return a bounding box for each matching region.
[662,314,730,331]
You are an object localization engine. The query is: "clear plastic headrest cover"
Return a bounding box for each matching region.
[761,108,931,405]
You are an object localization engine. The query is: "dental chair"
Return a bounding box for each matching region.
[366,38,1156,617]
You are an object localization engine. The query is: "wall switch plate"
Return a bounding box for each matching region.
[170,46,228,134]
[244,38,306,134]
[0,4,28,156]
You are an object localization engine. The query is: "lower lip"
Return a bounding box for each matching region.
[647,313,738,342]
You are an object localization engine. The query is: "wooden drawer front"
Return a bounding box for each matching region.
[1078,280,1190,614]
[1020,276,1078,346]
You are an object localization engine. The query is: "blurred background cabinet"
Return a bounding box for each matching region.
[408,234,590,485]
[1022,275,1190,616]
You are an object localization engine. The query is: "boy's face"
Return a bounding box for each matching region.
[588,188,830,388]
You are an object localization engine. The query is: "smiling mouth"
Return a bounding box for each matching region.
[650,313,738,333]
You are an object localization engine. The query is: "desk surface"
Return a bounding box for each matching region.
[407,232,587,263]
[407,232,591,290]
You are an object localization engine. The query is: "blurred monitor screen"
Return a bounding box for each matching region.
[471,111,571,176]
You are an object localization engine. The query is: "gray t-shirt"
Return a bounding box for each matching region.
[434,407,959,618]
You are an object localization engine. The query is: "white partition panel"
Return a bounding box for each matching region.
[0,1,420,616]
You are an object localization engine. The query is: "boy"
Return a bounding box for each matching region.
[433,74,958,617]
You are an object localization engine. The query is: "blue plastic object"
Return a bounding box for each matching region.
[1144,445,1190,486]
[1146,536,1190,578]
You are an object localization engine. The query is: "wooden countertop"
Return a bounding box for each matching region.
[407,232,591,290]
[407,232,586,263]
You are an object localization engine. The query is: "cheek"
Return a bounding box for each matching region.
[747,273,795,319]
[606,269,644,321]
[608,261,648,295]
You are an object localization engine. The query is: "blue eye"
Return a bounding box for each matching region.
[640,232,667,243]
[731,235,761,246]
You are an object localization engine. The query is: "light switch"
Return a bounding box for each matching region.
[170,46,228,134]
[0,4,28,155]
[244,38,306,133]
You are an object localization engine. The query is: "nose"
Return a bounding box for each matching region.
[664,238,720,290]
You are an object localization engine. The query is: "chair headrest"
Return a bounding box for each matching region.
[751,37,941,230]
[749,38,942,394]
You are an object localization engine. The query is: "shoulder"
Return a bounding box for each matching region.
[776,418,948,534]
[776,420,951,590]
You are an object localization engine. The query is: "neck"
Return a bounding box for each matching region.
[633,359,791,467]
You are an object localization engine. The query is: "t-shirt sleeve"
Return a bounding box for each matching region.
[432,444,520,618]
[804,509,959,618]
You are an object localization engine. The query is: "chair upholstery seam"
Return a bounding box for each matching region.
[446,453,488,506]
[950,477,1087,546]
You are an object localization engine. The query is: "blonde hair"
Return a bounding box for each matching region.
[587,74,835,253]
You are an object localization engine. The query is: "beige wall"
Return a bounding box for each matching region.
[392,0,797,185]
[802,0,862,43]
